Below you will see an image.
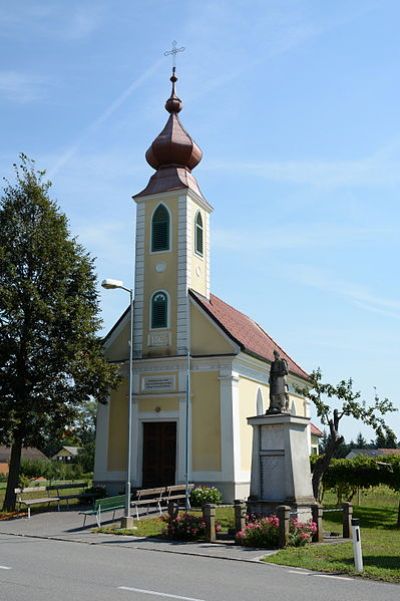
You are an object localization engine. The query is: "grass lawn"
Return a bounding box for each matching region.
[97,506,235,538]
[265,487,400,584]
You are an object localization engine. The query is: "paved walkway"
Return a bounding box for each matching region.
[0,508,270,562]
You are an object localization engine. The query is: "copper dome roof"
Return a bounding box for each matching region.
[145,69,203,172]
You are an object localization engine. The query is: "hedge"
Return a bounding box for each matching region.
[311,454,400,502]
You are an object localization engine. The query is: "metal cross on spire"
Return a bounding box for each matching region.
[164,40,185,70]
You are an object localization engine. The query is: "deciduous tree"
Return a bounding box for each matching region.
[0,155,119,511]
[299,369,396,500]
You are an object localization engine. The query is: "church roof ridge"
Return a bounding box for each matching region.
[190,289,309,381]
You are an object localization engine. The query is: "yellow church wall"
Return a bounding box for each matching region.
[288,394,306,416]
[190,303,236,356]
[107,381,128,471]
[142,196,180,356]
[191,371,221,471]
[138,397,179,413]
[104,320,129,362]
[238,377,269,472]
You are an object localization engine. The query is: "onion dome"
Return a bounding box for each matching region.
[145,69,203,172]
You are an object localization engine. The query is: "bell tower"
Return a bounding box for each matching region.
[132,69,213,359]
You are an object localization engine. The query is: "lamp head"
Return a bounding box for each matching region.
[101,278,125,290]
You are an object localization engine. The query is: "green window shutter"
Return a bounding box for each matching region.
[151,292,168,328]
[152,205,170,252]
[195,212,203,255]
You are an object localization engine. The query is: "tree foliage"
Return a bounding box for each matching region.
[298,368,396,500]
[0,155,119,510]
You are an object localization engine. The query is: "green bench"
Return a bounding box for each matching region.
[79,494,126,527]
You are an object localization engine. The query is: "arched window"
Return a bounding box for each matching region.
[151,291,168,329]
[195,211,203,256]
[151,204,170,252]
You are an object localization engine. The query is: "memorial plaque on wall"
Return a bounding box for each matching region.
[142,375,175,392]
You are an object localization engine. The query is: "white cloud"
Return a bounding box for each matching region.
[0,71,46,103]
[213,223,392,251]
[286,264,400,320]
[64,6,103,40]
[204,155,400,188]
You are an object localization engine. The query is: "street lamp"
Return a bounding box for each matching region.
[101,278,134,529]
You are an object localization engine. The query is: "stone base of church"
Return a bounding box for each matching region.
[94,480,125,496]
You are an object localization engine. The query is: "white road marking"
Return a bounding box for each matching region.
[316,574,352,581]
[0,566,12,570]
[118,587,206,601]
[287,570,310,575]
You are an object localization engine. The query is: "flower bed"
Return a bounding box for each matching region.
[163,511,222,541]
[163,512,207,541]
[236,514,317,548]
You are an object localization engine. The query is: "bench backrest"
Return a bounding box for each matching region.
[95,494,126,511]
[15,486,47,495]
[166,484,194,493]
[136,486,165,501]
[47,482,88,492]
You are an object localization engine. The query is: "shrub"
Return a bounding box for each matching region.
[236,514,317,548]
[190,486,222,507]
[288,517,317,546]
[163,512,207,541]
[20,458,54,480]
[236,515,280,548]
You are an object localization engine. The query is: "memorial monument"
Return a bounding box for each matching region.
[247,352,315,518]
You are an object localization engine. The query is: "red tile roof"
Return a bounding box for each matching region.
[190,290,308,380]
[310,423,323,437]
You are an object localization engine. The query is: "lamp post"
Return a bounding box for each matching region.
[101,278,134,529]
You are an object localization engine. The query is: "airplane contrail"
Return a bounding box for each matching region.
[48,57,164,178]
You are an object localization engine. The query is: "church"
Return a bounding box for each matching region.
[94,67,320,502]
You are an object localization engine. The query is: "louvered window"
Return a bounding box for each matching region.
[152,205,170,252]
[195,212,203,256]
[151,292,168,328]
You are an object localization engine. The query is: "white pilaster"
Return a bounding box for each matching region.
[133,202,145,358]
[176,195,191,354]
[205,210,210,299]
[219,368,240,483]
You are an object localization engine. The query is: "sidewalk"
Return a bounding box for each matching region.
[0,508,270,562]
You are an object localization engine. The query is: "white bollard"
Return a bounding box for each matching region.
[351,518,363,573]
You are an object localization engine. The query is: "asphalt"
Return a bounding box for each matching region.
[1,528,400,601]
[0,508,268,562]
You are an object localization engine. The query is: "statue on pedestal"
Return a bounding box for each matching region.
[267,350,290,414]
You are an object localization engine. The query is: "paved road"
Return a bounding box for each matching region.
[1,532,399,601]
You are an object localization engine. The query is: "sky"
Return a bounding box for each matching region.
[1,0,399,442]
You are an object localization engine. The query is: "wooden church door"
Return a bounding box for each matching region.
[142,422,176,488]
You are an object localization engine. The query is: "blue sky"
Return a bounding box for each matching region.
[1,0,399,442]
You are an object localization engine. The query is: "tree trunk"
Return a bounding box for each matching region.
[312,432,343,501]
[3,437,23,512]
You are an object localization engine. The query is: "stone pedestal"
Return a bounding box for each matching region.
[247,413,314,520]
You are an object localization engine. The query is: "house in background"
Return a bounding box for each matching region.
[310,423,323,455]
[52,446,81,463]
[346,448,400,460]
[0,446,48,475]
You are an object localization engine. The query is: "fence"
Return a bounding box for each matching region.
[168,499,353,547]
